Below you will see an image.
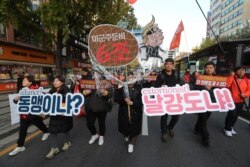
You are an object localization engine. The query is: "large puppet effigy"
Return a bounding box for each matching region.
[139,15,165,62]
[88,16,164,92]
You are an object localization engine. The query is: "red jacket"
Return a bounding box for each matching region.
[226,75,250,103]
[182,73,191,83]
[19,84,39,119]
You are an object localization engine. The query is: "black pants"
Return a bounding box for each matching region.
[86,111,107,136]
[225,103,243,131]
[195,112,212,141]
[17,117,48,147]
[160,114,180,134]
[49,132,70,148]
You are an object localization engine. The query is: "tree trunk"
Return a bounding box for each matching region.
[55,31,63,76]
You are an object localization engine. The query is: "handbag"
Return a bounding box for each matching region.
[105,98,113,112]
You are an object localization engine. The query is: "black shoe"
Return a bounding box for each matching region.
[161,133,168,142]
[201,140,210,147]
[168,129,174,137]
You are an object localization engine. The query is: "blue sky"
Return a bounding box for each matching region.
[132,0,210,51]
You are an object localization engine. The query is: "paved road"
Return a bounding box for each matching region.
[1,104,250,167]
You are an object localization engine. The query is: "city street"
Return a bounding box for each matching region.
[1,1,250,167]
[1,104,250,167]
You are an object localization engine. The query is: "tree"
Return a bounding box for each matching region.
[1,0,138,75]
[191,37,216,53]
[0,0,44,44]
[39,0,137,75]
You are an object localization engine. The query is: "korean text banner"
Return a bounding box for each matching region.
[196,75,227,87]
[17,88,84,116]
[141,84,235,116]
[88,24,139,67]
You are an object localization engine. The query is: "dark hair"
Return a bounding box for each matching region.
[54,76,65,83]
[234,65,246,72]
[164,58,174,64]
[23,75,36,86]
[82,68,89,73]
[50,76,68,93]
[204,62,216,68]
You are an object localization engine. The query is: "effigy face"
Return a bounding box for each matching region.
[145,24,164,47]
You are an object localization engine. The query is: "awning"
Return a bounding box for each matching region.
[0,60,56,67]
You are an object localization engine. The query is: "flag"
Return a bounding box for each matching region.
[169,20,184,50]
[128,0,137,5]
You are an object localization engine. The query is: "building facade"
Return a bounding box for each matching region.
[208,0,250,38]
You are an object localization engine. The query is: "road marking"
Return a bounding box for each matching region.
[142,111,148,136]
[0,130,41,157]
[239,116,250,124]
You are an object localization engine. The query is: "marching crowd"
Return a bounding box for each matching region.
[8,58,250,158]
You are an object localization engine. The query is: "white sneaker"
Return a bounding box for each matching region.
[125,137,129,142]
[62,142,71,151]
[98,136,104,146]
[128,144,134,153]
[231,128,237,135]
[41,133,50,141]
[46,148,59,159]
[9,146,26,156]
[89,134,99,144]
[224,129,233,137]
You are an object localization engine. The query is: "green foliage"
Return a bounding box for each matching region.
[0,0,138,75]
[192,37,216,53]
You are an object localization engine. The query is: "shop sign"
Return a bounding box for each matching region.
[0,82,17,92]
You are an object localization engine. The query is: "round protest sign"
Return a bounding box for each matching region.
[88,24,139,67]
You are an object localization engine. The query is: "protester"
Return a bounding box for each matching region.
[193,62,216,147]
[189,71,199,90]
[143,70,158,88]
[9,75,49,156]
[114,80,143,153]
[70,74,82,93]
[182,68,191,84]
[154,58,181,142]
[46,76,72,159]
[82,68,92,80]
[83,74,113,146]
[224,66,250,137]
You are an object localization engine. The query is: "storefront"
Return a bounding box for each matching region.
[0,41,55,93]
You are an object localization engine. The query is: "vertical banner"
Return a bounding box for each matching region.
[8,94,20,125]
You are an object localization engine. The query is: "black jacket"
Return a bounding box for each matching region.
[154,69,181,87]
[48,86,73,134]
[114,84,143,138]
[84,88,113,113]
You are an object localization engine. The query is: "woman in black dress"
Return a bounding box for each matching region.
[46,76,72,159]
[114,82,143,153]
